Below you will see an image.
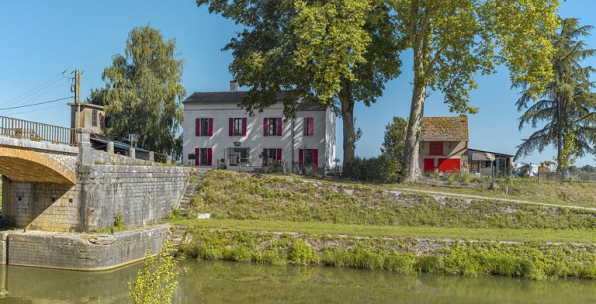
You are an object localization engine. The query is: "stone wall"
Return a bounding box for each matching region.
[79,165,190,231]
[93,150,156,166]
[5,225,169,270]
[2,175,81,232]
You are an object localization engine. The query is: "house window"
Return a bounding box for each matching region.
[264,117,282,136]
[268,118,278,136]
[92,110,98,127]
[262,148,282,166]
[429,141,443,156]
[195,148,212,166]
[196,118,213,137]
[303,117,314,136]
[234,118,242,136]
[299,149,319,167]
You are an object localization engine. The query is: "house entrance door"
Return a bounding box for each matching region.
[228,148,249,166]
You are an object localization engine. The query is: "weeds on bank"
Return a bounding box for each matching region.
[178,228,596,281]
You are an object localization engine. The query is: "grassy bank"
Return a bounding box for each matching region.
[172,219,596,243]
[173,170,596,281]
[178,227,596,280]
[189,170,596,230]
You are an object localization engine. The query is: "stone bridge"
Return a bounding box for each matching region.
[0,128,190,233]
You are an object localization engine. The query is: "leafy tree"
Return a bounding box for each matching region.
[514,18,596,178]
[195,0,403,163]
[393,1,560,182]
[101,25,186,156]
[128,242,179,304]
[381,116,407,169]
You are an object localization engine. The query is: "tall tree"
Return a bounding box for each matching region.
[101,25,186,156]
[393,0,560,182]
[514,18,596,177]
[381,116,407,167]
[196,0,404,163]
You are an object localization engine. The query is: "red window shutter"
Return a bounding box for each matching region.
[277,149,282,162]
[277,117,282,136]
[308,117,314,136]
[195,118,200,137]
[207,148,213,166]
[263,148,268,166]
[242,118,247,136]
[195,148,200,166]
[208,118,214,136]
[313,149,319,167]
[229,118,233,136]
[263,118,268,136]
[299,149,304,167]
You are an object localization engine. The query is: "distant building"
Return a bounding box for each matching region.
[466,149,513,177]
[67,102,105,135]
[182,82,336,172]
[419,116,469,173]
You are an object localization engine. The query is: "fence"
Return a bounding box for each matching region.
[0,115,77,146]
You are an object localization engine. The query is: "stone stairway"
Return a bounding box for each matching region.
[167,168,208,254]
[177,168,208,217]
[168,225,189,254]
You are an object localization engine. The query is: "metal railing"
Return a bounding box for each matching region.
[0,115,77,146]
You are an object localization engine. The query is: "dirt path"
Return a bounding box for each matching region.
[387,186,596,211]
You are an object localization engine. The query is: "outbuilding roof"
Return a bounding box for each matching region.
[183,91,328,111]
[420,116,469,141]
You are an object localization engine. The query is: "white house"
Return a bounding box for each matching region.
[182,86,336,172]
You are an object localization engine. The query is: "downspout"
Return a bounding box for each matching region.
[291,118,295,173]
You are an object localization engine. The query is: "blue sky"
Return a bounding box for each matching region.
[0,1,594,166]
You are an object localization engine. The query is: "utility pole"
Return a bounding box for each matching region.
[73,69,81,128]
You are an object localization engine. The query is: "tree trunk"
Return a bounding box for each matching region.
[339,79,356,164]
[403,46,426,183]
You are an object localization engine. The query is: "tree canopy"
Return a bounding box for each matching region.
[101,25,186,157]
[394,0,560,182]
[196,0,404,164]
[514,18,596,174]
[381,116,407,168]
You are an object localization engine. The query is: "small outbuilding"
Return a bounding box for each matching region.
[466,148,513,177]
[418,116,469,173]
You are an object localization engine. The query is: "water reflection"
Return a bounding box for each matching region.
[1,260,596,303]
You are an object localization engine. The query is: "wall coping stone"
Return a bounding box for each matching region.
[0,137,78,155]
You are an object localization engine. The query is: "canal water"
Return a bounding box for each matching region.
[1,260,596,303]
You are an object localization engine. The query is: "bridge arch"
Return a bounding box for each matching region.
[0,146,76,184]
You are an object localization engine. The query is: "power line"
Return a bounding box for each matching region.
[8,104,64,115]
[0,97,73,111]
[0,72,67,107]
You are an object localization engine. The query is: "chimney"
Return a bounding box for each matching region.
[230,80,238,92]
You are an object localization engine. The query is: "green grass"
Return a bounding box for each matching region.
[189,170,596,230]
[172,219,596,243]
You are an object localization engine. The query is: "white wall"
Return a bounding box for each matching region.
[183,101,334,170]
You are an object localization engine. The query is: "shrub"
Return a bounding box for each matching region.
[289,240,318,265]
[342,156,401,183]
[128,242,179,304]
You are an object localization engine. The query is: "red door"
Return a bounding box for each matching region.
[438,158,460,172]
[424,158,435,173]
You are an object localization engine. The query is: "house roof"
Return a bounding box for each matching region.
[90,134,150,153]
[183,91,328,111]
[420,116,469,141]
[467,148,513,158]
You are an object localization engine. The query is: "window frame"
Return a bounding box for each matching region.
[92,110,98,127]
[200,118,210,136]
[268,118,278,136]
[233,118,243,136]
